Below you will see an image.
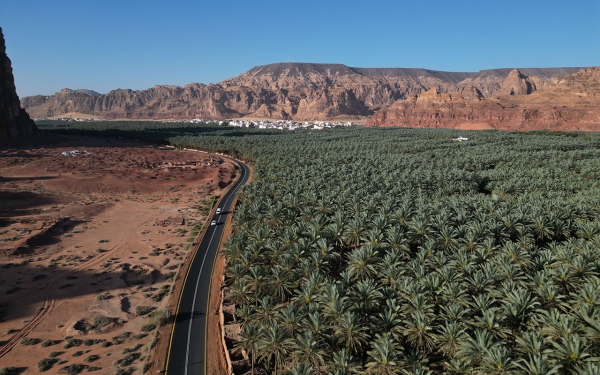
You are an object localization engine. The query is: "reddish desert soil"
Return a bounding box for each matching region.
[0,135,236,374]
[454,122,494,130]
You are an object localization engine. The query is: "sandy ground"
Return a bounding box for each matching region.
[454,122,494,130]
[0,135,236,374]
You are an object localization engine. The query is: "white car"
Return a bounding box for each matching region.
[210,220,217,226]
[216,208,222,214]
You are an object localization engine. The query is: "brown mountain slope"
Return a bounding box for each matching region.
[367,67,600,131]
[21,63,580,121]
[0,27,36,137]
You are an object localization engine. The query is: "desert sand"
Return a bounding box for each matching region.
[0,135,236,374]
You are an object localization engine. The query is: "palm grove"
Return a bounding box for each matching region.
[42,122,600,374]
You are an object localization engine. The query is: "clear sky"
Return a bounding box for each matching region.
[1,0,599,97]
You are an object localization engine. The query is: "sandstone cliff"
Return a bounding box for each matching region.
[0,27,36,138]
[21,63,580,121]
[367,67,600,131]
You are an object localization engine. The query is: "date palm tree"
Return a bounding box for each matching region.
[291,331,326,369]
[258,324,294,375]
[514,354,561,375]
[238,323,261,375]
[333,311,370,355]
[366,333,402,375]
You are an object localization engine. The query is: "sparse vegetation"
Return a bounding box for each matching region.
[38,358,59,372]
[41,339,57,347]
[84,355,99,363]
[135,306,156,316]
[20,337,39,345]
[59,364,85,375]
[122,344,142,354]
[115,353,140,367]
[141,309,168,332]
[64,338,83,349]
[111,332,131,345]
[96,293,113,301]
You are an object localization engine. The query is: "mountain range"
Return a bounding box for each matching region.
[20,63,600,130]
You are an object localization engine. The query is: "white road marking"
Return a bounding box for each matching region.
[183,166,246,374]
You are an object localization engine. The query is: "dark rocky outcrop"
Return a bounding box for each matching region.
[0,27,36,138]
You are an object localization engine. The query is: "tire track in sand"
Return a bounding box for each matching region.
[0,240,132,358]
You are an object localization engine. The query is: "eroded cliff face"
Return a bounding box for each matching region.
[0,27,36,138]
[367,67,600,131]
[21,63,580,121]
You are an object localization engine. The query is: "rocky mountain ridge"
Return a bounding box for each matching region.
[367,67,600,131]
[0,27,36,138]
[21,63,582,122]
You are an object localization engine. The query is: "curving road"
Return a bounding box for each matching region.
[165,159,249,375]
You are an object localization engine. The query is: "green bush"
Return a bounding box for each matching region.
[41,339,56,347]
[115,368,133,375]
[111,332,131,345]
[20,337,39,345]
[38,358,59,372]
[0,367,18,375]
[135,306,155,316]
[90,316,111,331]
[64,338,82,349]
[122,344,142,355]
[59,364,85,375]
[84,355,99,363]
[115,353,140,367]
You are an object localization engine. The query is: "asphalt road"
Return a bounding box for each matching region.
[165,159,249,375]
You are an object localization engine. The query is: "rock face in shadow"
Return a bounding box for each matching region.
[21,62,581,121]
[0,27,36,138]
[367,67,600,131]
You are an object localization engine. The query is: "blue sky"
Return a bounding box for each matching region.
[1,0,599,97]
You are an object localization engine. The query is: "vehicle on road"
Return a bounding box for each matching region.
[216,208,222,214]
[210,220,217,226]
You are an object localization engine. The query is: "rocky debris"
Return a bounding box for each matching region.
[0,27,36,138]
[21,63,581,121]
[367,67,600,131]
[60,150,91,157]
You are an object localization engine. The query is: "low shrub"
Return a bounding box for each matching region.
[0,367,18,375]
[122,344,142,354]
[64,338,83,348]
[59,364,85,375]
[84,355,100,363]
[111,332,131,345]
[38,357,59,372]
[115,353,140,367]
[41,339,56,347]
[135,306,155,316]
[20,337,39,345]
